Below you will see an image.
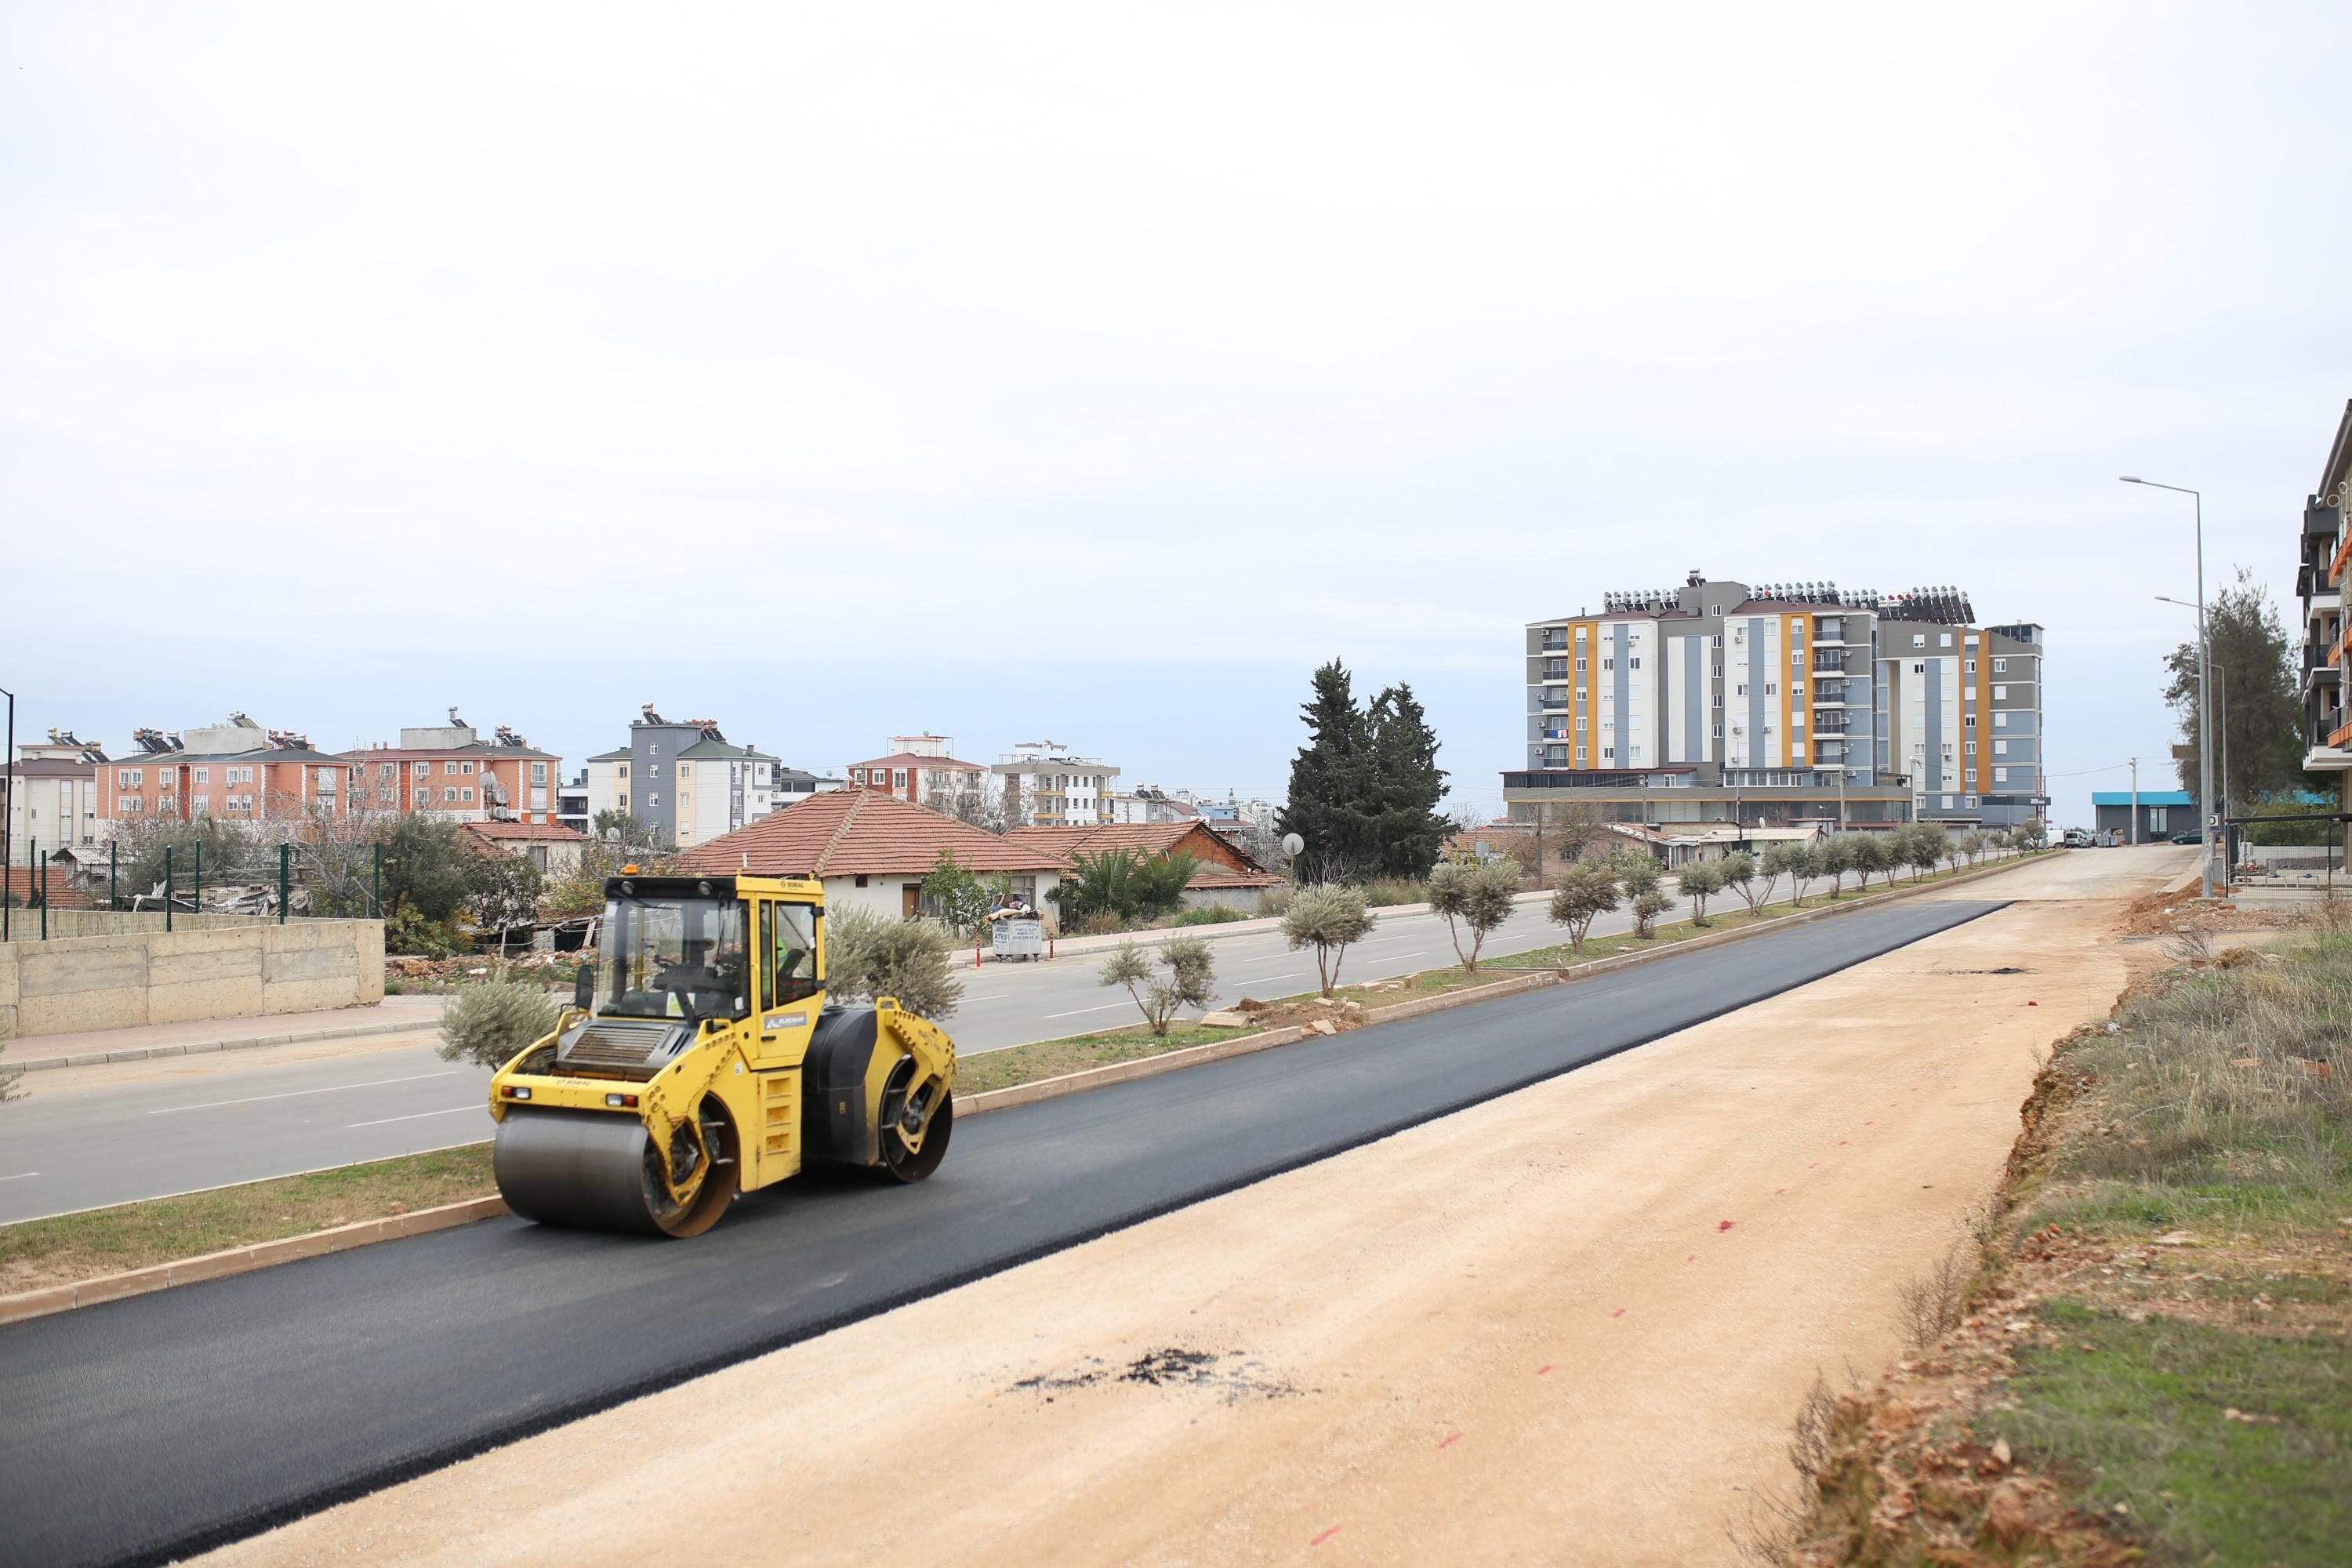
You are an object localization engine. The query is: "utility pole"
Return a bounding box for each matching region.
[2,683,13,944]
[2121,477,2216,895]
[2129,757,2139,845]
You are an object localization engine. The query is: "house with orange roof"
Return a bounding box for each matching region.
[673,787,1074,925]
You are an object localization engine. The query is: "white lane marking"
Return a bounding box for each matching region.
[1242,952,1305,964]
[964,994,1009,1002]
[347,1105,488,1129]
[0,1171,38,1183]
[1245,972,1305,983]
[148,1069,464,1116]
[1370,950,1429,961]
[1042,1001,1133,1019]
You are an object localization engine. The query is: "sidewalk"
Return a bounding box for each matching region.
[0,996,448,1073]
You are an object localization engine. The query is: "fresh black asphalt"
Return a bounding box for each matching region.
[0,898,2004,1567]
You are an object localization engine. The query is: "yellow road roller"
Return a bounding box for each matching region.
[488,872,956,1236]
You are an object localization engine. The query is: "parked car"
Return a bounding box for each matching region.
[2170,829,2203,845]
[2060,827,2093,848]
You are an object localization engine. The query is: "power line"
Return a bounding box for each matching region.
[2042,762,2138,780]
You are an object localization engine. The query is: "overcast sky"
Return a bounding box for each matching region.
[6,3,2349,826]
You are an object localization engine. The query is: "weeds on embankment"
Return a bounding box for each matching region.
[1748,927,2352,1567]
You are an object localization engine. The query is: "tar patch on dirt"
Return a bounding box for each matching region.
[1945,966,2031,975]
[1011,1347,1304,1403]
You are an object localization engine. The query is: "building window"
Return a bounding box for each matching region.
[1993,712,2008,728]
[1994,767,2009,784]
[1942,795,1955,809]
[649,764,660,777]
[1965,795,1979,809]
[1992,658,2007,673]
[444,787,459,804]
[1965,714,1976,729]
[442,761,456,775]
[1993,684,2009,700]
[1993,739,2009,756]
[462,787,475,802]
[461,761,475,775]
[1965,741,1976,756]
[1765,682,1776,695]
[1602,657,1613,670]
[1911,662,1924,674]
[1940,633,1953,647]
[194,768,209,783]
[894,770,908,789]
[648,793,660,807]
[1965,659,1976,673]
[531,761,547,782]
[118,768,142,787]
[416,762,430,778]
[1574,658,1587,672]
[2149,807,2169,832]
[1912,633,1926,648]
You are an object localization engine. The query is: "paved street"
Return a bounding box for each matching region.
[0,867,1970,1224]
[0,897,2002,1568]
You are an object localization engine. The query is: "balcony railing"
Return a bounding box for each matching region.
[2333,529,2352,587]
[1811,656,1848,674]
[1540,691,1570,709]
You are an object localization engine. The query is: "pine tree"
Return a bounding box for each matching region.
[1365,682,1450,878]
[1276,659,1376,881]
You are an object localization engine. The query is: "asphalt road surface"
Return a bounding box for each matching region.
[0,867,1855,1223]
[0,897,2002,1568]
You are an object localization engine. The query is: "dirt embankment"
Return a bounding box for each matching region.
[208,862,2178,1568]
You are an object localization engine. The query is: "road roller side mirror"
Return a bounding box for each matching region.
[573,965,594,1012]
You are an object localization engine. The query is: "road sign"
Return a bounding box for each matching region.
[2171,745,2196,760]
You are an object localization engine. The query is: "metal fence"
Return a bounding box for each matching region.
[0,832,385,942]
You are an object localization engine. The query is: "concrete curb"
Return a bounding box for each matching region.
[4,1012,442,1073]
[0,1195,509,1327]
[972,887,1559,965]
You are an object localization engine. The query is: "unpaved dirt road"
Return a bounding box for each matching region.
[211,848,2193,1568]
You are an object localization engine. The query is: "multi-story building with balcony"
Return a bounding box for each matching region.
[583,705,786,850]
[6,728,107,851]
[992,742,1120,827]
[1512,572,2047,831]
[2296,400,2352,783]
[342,711,562,825]
[96,714,363,837]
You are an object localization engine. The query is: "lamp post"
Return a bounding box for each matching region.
[2122,478,2216,897]
[2,682,13,943]
[2155,594,2231,829]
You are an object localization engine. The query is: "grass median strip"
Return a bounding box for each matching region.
[0,1145,495,1297]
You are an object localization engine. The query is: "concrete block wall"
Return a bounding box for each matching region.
[1,911,273,944]
[0,920,384,1041]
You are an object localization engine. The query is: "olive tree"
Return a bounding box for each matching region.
[1853,832,1896,889]
[1718,850,1759,914]
[1903,823,1945,883]
[825,905,965,1019]
[1427,855,1522,971]
[1283,884,1378,996]
[1099,935,1218,1036]
[1629,885,1671,938]
[1762,841,1808,907]
[2013,816,2049,850]
[438,979,560,1069]
[1546,862,1621,952]
[1678,858,1724,926]
[1817,833,1857,898]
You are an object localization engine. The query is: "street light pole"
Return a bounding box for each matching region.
[2156,596,2233,836]
[2,683,13,944]
[2124,478,2216,896]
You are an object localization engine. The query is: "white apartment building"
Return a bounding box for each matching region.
[992,741,1120,827]
[583,706,786,850]
[7,730,105,851]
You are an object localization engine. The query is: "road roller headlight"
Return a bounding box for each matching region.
[502,1086,532,1100]
[605,1092,639,1108]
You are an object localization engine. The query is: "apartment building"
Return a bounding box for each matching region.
[583,706,785,850]
[1512,572,2047,829]
[6,729,106,851]
[2295,400,2352,785]
[846,735,989,809]
[342,712,562,825]
[992,741,1120,827]
[96,714,361,836]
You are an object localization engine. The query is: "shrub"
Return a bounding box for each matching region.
[1053,848,1200,927]
[2013,816,2049,850]
[385,899,463,957]
[1099,935,1218,1035]
[1363,877,1430,909]
[920,851,992,935]
[1283,884,1378,996]
[1547,862,1621,951]
[825,905,964,1019]
[437,979,560,1069]
[1427,856,1521,971]
[1173,904,1247,927]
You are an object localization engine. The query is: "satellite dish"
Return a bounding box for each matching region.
[1281,833,1305,858]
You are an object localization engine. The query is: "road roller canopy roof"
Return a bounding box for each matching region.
[604,872,824,901]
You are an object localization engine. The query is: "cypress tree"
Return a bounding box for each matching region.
[1366,682,1450,878]
[1276,659,1377,881]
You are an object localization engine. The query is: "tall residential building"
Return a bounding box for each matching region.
[96,714,363,837]
[992,741,1120,827]
[1512,572,2047,830]
[341,712,562,825]
[6,729,107,851]
[2296,400,2351,789]
[583,705,783,850]
[845,736,989,809]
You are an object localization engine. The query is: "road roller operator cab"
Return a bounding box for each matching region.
[488,873,957,1237]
